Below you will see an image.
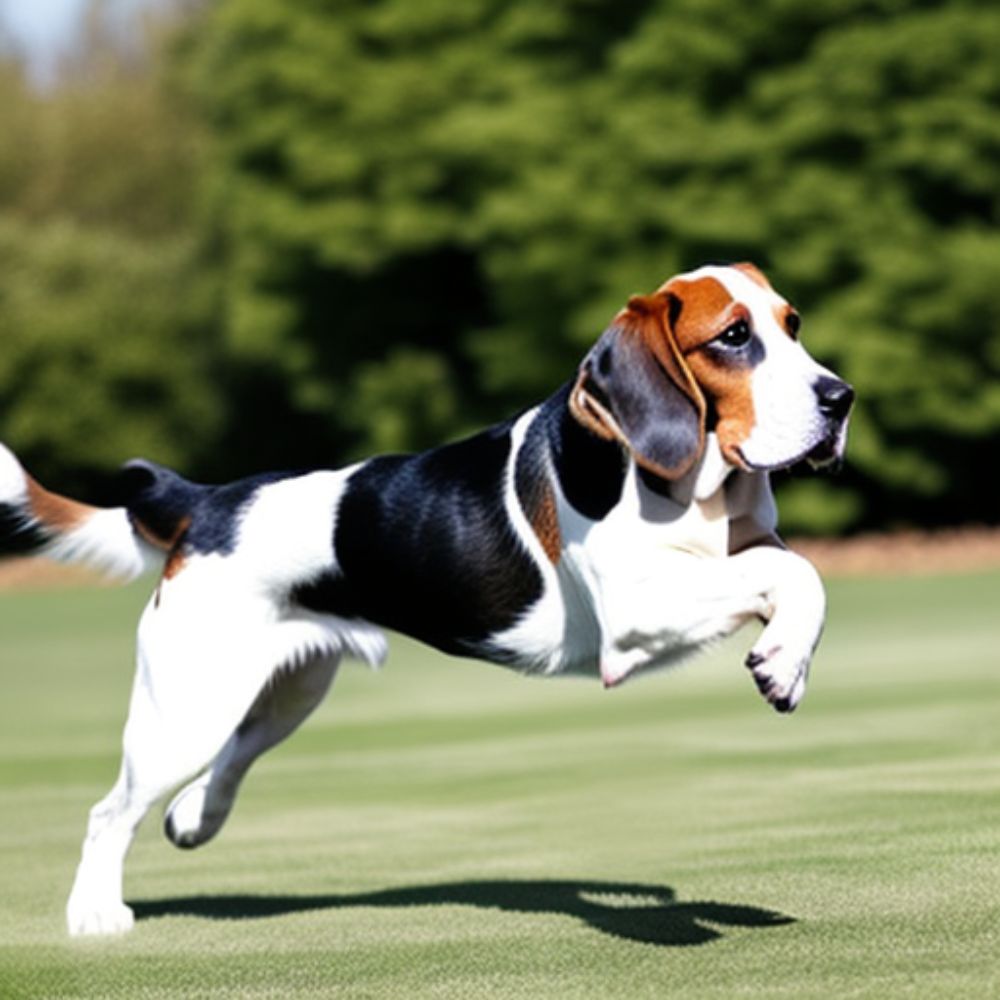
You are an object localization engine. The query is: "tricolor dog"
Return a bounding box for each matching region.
[0,263,853,936]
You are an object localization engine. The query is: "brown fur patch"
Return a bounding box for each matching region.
[153,516,191,605]
[161,516,190,573]
[569,381,621,444]
[692,358,757,466]
[26,477,94,532]
[131,517,171,550]
[663,274,758,466]
[162,546,187,581]
[777,303,800,340]
[661,276,738,353]
[527,481,562,564]
[131,513,190,553]
[732,261,773,291]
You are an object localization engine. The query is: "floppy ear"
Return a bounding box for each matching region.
[569,291,706,480]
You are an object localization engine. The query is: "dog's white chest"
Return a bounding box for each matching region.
[667,489,729,560]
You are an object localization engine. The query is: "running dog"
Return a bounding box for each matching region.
[0,263,854,935]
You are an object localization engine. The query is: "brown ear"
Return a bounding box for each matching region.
[569,291,706,480]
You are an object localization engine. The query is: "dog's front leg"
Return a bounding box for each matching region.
[726,545,827,713]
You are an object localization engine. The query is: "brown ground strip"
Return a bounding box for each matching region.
[1,527,999,592]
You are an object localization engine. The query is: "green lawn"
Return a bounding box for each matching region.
[1,570,999,999]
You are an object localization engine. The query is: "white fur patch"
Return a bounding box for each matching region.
[44,508,156,580]
[741,342,838,469]
[235,471,351,589]
[177,470,390,670]
[0,443,28,505]
[1,442,154,579]
[486,409,567,673]
[564,456,738,686]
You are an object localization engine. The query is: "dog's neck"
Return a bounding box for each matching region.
[658,433,734,508]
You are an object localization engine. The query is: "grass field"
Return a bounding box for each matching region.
[1,570,999,999]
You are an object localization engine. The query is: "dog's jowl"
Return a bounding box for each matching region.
[0,263,854,936]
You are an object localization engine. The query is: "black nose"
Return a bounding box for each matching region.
[814,377,855,420]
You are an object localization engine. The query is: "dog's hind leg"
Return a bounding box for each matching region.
[164,652,340,850]
[65,568,343,936]
[64,648,261,936]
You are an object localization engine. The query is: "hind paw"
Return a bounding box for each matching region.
[164,774,232,849]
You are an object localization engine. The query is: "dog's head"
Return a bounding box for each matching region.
[570,263,854,479]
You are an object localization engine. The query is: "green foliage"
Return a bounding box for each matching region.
[2,0,998,531]
[0,3,222,491]
[343,347,461,457]
[184,0,1000,531]
[0,219,222,490]
[0,6,204,238]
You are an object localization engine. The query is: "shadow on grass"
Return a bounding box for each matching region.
[133,879,794,946]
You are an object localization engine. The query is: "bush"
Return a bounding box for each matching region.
[183,0,1000,532]
[0,218,222,493]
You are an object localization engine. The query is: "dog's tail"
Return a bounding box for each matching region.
[0,443,190,580]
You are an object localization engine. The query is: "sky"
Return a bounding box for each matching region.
[0,0,158,84]
[1,0,87,55]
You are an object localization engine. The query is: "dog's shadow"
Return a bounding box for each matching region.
[133,878,794,947]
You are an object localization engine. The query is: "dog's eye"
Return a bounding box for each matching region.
[716,320,752,349]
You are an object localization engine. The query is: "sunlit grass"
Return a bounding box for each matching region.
[1,571,999,999]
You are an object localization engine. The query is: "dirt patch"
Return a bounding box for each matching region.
[790,527,1000,578]
[0,558,107,592]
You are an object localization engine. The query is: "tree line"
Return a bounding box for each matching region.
[1,0,998,534]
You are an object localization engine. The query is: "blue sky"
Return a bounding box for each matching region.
[2,0,90,53]
[0,0,156,82]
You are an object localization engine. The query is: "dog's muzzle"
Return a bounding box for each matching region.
[815,376,855,422]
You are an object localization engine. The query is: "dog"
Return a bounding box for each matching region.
[0,263,853,936]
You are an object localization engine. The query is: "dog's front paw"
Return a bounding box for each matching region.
[745,644,810,713]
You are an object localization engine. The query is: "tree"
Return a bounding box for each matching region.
[5,0,997,532]
[183,0,1000,532]
[0,2,223,493]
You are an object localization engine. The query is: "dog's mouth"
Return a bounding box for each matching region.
[735,421,849,475]
[805,416,851,472]
[803,434,843,471]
